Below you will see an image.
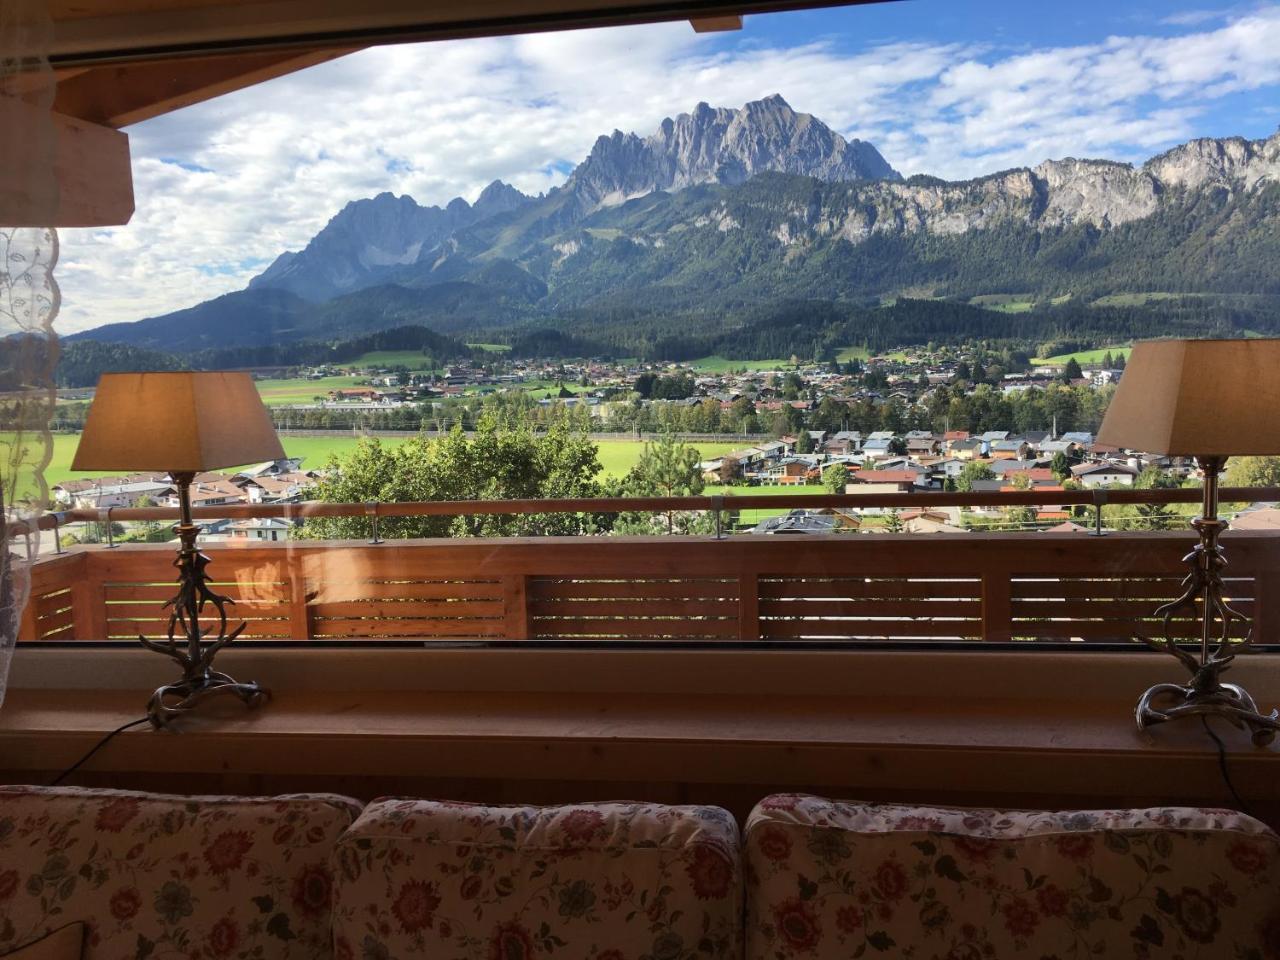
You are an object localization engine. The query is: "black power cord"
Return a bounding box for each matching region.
[1199,714,1255,819]
[49,717,150,787]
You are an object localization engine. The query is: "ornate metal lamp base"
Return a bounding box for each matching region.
[1137,679,1280,747]
[142,472,269,731]
[147,675,269,729]
[1136,456,1278,748]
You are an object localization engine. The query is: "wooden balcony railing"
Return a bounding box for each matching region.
[19,531,1280,645]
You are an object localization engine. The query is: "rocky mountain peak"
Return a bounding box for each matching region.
[1143,129,1280,192]
[474,179,530,217]
[561,93,900,211]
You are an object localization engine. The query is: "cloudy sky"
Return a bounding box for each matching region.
[58,0,1280,334]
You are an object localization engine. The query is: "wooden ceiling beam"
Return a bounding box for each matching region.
[49,47,359,128]
[0,97,134,226]
[46,0,891,66]
[690,15,743,30]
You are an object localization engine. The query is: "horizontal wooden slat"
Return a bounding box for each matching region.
[116,622,292,639]
[760,619,982,639]
[530,598,736,617]
[310,581,503,601]
[28,552,87,595]
[104,600,289,619]
[35,590,74,619]
[103,582,289,602]
[37,626,76,643]
[530,579,739,600]
[1010,578,1202,599]
[1011,620,1246,640]
[309,599,504,619]
[310,618,503,639]
[759,579,981,599]
[761,599,979,618]
[534,618,736,638]
[37,607,75,637]
[1012,599,1254,620]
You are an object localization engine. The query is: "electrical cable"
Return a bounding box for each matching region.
[1200,714,1254,818]
[49,717,150,787]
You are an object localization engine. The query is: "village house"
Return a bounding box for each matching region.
[1071,462,1140,488]
[990,439,1032,460]
[947,438,985,460]
[222,517,294,542]
[845,470,921,496]
[901,509,965,535]
[52,474,171,509]
[160,478,248,509]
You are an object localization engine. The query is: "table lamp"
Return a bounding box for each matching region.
[72,372,285,729]
[1097,338,1280,745]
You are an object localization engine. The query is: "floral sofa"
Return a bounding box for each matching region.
[330,799,743,960]
[744,794,1280,960]
[0,785,362,960]
[2,786,1277,960]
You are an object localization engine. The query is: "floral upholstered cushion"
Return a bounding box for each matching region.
[0,785,363,960]
[331,799,743,960]
[745,794,1280,960]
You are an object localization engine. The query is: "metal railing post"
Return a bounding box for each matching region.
[1091,490,1108,537]
[365,502,382,544]
[711,495,724,540]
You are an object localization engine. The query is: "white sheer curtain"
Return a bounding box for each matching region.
[0,0,57,707]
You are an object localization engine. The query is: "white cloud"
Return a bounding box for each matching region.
[56,4,1280,334]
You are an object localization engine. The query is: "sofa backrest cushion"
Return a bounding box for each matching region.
[0,785,363,960]
[331,799,743,960]
[745,794,1280,960]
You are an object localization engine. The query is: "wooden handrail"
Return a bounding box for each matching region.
[9,485,1279,532]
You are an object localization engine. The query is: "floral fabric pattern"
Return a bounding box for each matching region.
[0,785,363,960]
[745,794,1280,960]
[331,799,743,960]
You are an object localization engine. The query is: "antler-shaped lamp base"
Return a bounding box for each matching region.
[144,472,269,729]
[1137,456,1279,746]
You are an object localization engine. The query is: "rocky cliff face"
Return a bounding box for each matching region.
[560,94,900,211]
[787,129,1280,247]
[250,181,532,301]
[1144,132,1280,192]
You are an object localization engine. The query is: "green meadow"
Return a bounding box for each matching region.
[1033,346,1133,365]
[688,356,791,372]
[344,350,442,370]
[253,375,369,406]
[969,294,1036,313]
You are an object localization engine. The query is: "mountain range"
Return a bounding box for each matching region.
[73,94,1280,357]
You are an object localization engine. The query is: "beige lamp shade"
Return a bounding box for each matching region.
[72,372,285,473]
[1096,338,1280,457]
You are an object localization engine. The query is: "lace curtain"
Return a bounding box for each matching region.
[0,0,57,707]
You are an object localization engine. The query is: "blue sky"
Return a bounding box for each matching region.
[59,0,1280,332]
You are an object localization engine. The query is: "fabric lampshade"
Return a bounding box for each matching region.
[72,372,285,473]
[1096,338,1280,457]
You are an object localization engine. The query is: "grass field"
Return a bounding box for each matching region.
[970,294,1035,313]
[17,434,748,501]
[834,346,871,362]
[689,356,790,372]
[467,343,511,353]
[1090,292,1184,308]
[1033,346,1132,365]
[254,375,368,406]
[344,350,440,370]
